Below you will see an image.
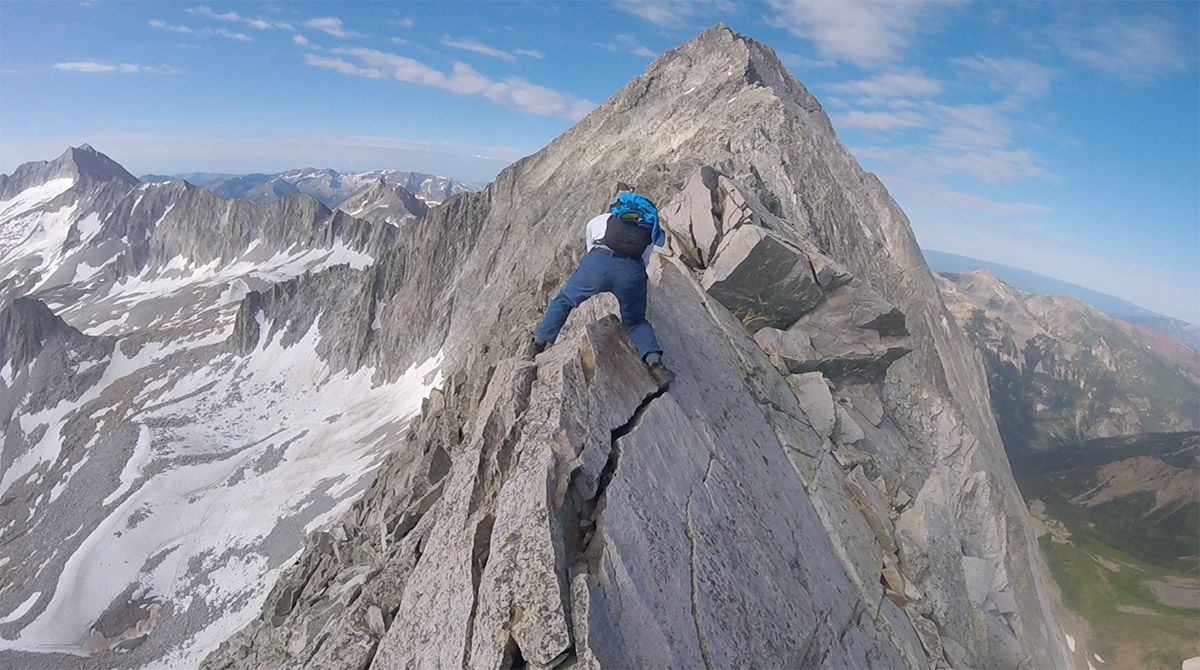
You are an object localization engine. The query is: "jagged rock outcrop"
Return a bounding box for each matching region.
[204,25,1071,670]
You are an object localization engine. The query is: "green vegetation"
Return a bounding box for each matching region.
[1013,432,1199,569]
[1042,535,1198,670]
[1012,432,1199,669]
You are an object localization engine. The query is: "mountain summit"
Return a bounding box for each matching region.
[1,25,1073,670]
[200,24,1072,670]
[0,144,137,198]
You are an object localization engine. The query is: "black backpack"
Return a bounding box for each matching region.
[599,214,651,259]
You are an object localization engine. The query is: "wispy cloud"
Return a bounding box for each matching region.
[305,17,360,39]
[306,48,596,120]
[515,48,545,60]
[150,19,252,42]
[881,173,1052,219]
[596,34,657,59]
[187,5,292,30]
[955,55,1057,97]
[615,0,737,28]
[441,37,517,62]
[215,28,252,43]
[767,0,960,67]
[778,51,837,70]
[150,19,195,35]
[829,69,944,103]
[856,144,1049,182]
[391,16,414,28]
[1053,12,1188,83]
[292,34,311,47]
[834,109,928,132]
[53,61,181,74]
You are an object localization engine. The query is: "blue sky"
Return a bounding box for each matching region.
[1,1,1197,322]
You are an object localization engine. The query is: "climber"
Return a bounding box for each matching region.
[528,188,675,387]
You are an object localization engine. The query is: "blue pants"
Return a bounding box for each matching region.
[535,248,662,359]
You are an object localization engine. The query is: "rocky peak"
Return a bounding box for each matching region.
[0,297,89,371]
[337,178,429,226]
[0,144,137,200]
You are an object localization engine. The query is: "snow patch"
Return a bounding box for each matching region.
[1065,633,1075,652]
[101,425,153,506]
[0,591,40,624]
[74,212,103,243]
[0,178,75,219]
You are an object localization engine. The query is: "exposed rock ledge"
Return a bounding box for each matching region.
[204,169,1045,669]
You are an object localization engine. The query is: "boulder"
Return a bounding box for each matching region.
[986,590,1018,615]
[701,224,824,331]
[716,174,755,237]
[961,556,992,606]
[835,384,885,426]
[844,465,897,553]
[659,167,721,268]
[785,372,836,441]
[788,278,913,383]
[833,403,865,445]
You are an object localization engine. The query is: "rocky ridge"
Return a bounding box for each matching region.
[337,179,430,228]
[205,25,1071,670]
[199,168,476,208]
[938,269,1200,447]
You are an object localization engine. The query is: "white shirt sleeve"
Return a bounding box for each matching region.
[585,213,608,251]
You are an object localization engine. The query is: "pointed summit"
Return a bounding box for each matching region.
[0,145,137,198]
[58,144,139,185]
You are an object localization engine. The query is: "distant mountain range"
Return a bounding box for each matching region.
[923,250,1199,351]
[141,168,477,208]
[938,269,1200,450]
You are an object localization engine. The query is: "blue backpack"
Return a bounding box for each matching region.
[604,193,665,256]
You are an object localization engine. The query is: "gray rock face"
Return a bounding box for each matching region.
[4,24,1071,670]
[701,224,824,331]
[203,24,1070,670]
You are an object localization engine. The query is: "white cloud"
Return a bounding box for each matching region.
[53,61,180,74]
[596,34,657,59]
[615,0,737,28]
[767,0,959,67]
[955,55,1057,97]
[856,144,1049,183]
[305,17,360,39]
[307,47,596,120]
[515,48,545,60]
[777,51,837,70]
[1054,12,1188,82]
[292,34,310,47]
[829,69,944,103]
[391,16,414,28]
[304,54,385,79]
[187,5,292,30]
[149,19,195,35]
[149,18,252,41]
[442,37,516,62]
[214,28,252,42]
[834,109,928,131]
[390,37,408,46]
[880,173,1053,218]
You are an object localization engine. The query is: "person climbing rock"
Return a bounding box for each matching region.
[529,188,675,387]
